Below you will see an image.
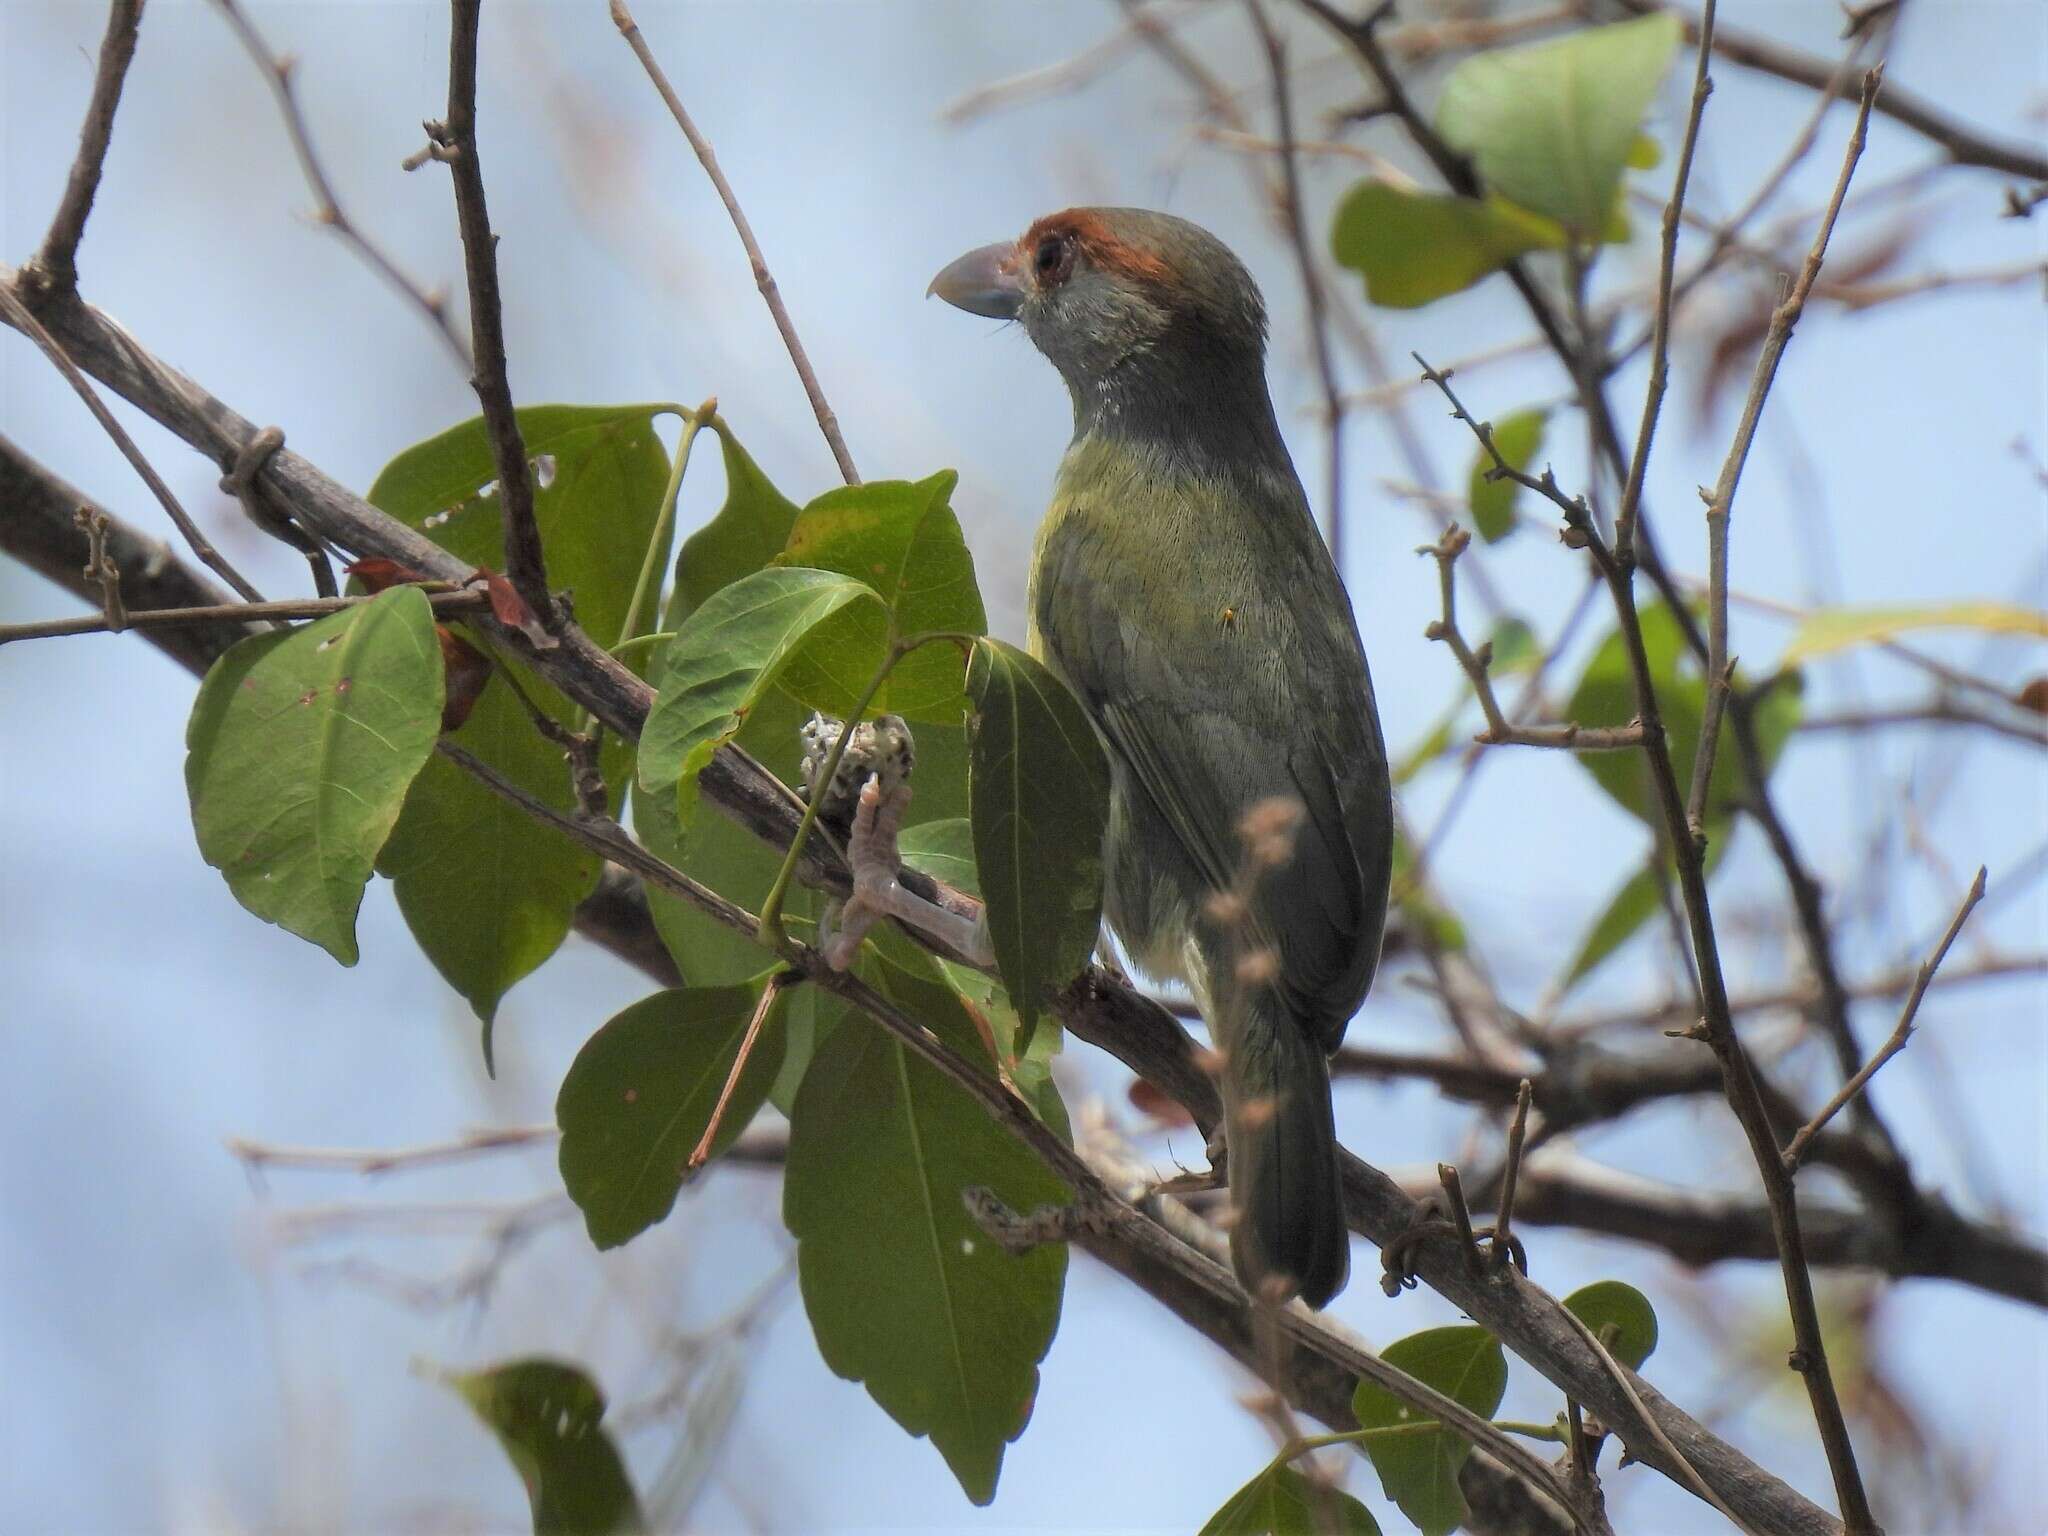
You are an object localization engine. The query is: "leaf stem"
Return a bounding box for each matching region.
[616,400,713,655]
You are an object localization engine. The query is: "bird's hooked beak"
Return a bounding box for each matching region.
[927,240,1027,319]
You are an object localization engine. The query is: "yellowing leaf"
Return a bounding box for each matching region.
[1331,182,1566,309]
[1781,602,2048,664]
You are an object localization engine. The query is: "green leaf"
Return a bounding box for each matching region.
[1331,182,1566,308]
[1780,601,2048,665]
[1352,1325,1508,1536]
[1560,857,1663,988]
[557,985,787,1250]
[1199,1464,1381,1536]
[1566,605,1804,829]
[443,1358,644,1535]
[1468,408,1548,542]
[1564,1280,1660,1370]
[185,586,442,965]
[367,405,671,1039]
[1389,828,1466,954]
[1437,13,1683,239]
[1392,702,1460,786]
[369,404,671,647]
[965,638,1110,1047]
[638,566,882,810]
[783,950,1069,1506]
[773,472,987,721]
[1487,615,1541,675]
[898,816,981,897]
[670,423,802,627]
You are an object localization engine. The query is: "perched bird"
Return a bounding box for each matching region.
[930,208,1392,1307]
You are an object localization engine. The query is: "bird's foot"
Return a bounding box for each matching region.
[820,774,994,971]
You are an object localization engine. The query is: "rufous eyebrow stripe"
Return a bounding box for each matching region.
[1023,209,1179,288]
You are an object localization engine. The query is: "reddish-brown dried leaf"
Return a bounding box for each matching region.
[347,556,430,593]
[438,626,492,733]
[1127,1077,1196,1128]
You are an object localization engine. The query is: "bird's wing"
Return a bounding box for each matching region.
[1034,479,1391,1046]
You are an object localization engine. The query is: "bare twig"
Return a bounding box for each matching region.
[1688,67,1880,831]
[610,0,859,487]
[1416,351,1881,1535]
[689,971,799,1172]
[74,507,126,631]
[0,280,266,604]
[1784,868,1987,1172]
[0,587,486,647]
[207,0,473,370]
[1246,0,1347,564]
[1608,0,2048,182]
[426,0,554,627]
[228,1124,558,1176]
[1492,1079,1533,1269]
[1420,526,1646,751]
[1615,0,1716,567]
[27,0,144,294]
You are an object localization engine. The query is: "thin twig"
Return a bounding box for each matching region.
[207,0,473,370]
[0,587,486,647]
[27,0,144,294]
[1608,0,2047,182]
[228,1124,557,1176]
[74,507,125,631]
[1438,1163,1483,1269]
[0,280,266,604]
[1492,1079,1534,1268]
[610,0,859,487]
[689,971,799,1172]
[1246,0,1347,565]
[1615,0,1716,567]
[1420,525,1646,751]
[427,0,553,626]
[1784,868,1986,1172]
[1689,66,1880,833]
[1416,346,1882,1536]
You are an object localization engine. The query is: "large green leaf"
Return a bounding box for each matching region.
[638,566,882,814]
[773,472,987,721]
[1560,837,1726,990]
[1331,182,1565,309]
[965,639,1110,1047]
[367,405,671,1040]
[1437,13,1683,239]
[783,949,1069,1506]
[557,985,787,1249]
[1564,1280,1660,1370]
[1468,409,1548,542]
[1198,1464,1381,1536]
[1351,1325,1508,1536]
[443,1358,644,1535]
[185,586,442,965]
[1780,601,2048,664]
[670,423,802,627]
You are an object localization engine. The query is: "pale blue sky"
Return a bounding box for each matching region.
[3,2,2044,1531]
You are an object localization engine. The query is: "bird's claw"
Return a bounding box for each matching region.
[820,774,913,971]
[1379,1197,1459,1297]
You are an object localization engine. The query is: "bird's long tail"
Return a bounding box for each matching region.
[1219,986,1349,1309]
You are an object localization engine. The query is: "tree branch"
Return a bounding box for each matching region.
[25,0,144,296]
[425,0,552,623]
[0,280,1848,1534]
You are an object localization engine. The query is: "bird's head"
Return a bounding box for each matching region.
[929,208,1270,429]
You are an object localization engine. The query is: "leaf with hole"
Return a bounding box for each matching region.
[1197,1463,1381,1536]
[185,585,442,965]
[1332,182,1566,308]
[442,1357,644,1534]
[965,639,1110,1049]
[1437,13,1683,239]
[783,947,1069,1505]
[1352,1325,1507,1536]
[557,985,787,1249]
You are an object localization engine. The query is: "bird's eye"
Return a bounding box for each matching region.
[1034,234,1072,282]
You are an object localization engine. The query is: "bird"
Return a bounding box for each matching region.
[929,207,1392,1308]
